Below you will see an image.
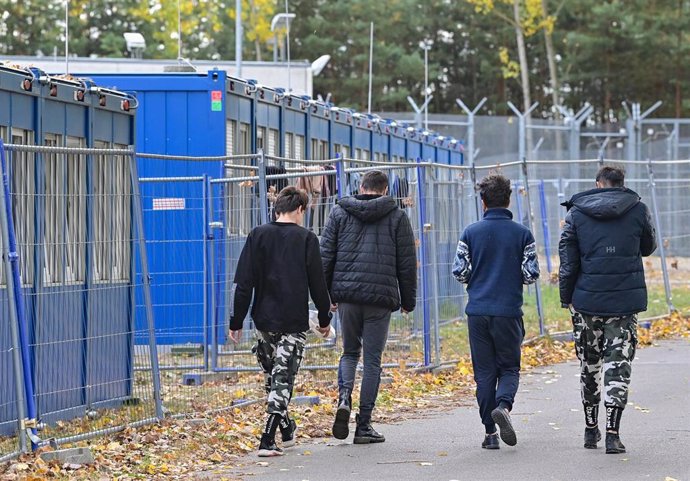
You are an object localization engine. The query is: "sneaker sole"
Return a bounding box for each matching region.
[353,436,385,444]
[605,447,626,454]
[282,424,297,448]
[332,406,350,440]
[257,449,284,457]
[482,444,500,450]
[491,409,517,447]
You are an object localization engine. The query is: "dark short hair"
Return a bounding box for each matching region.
[596,165,625,187]
[274,186,308,215]
[477,174,511,208]
[360,170,388,193]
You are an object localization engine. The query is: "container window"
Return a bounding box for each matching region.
[295,135,304,161]
[268,129,279,157]
[257,126,266,152]
[112,144,131,282]
[9,129,35,286]
[93,142,132,283]
[311,139,319,160]
[226,120,235,155]
[238,123,250,154]
[43,133,64,285]
[65,136,86,283]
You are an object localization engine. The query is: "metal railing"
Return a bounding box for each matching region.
[1,142,688,460]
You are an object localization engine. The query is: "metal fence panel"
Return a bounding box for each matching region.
[1,145,689,455]
[0,144,162,453]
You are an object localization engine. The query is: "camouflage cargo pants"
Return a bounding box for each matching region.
[257,331,307,417]
[571,311,638,408]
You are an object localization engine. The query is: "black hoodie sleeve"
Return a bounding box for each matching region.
[640,203,657,257]
[396,212,417,312]
[306,233,333,327]
[319,207,339,294]
[559,210,580,307]
[230,232,254,330]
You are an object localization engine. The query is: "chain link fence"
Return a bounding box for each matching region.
[0,142,162,460]
[1,140,688,461]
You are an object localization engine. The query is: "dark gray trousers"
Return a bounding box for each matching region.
[337,302,391,420]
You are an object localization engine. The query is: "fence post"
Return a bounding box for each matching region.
[646,159,676,313]
[456,174,467,318]
[202,175,210,372]
[207,177,219,371]
[415,159,431,366]
[127,149,164,420]
[538,180,552,274]
[257,149,268,225]
[470,164,480,221]
[427,170,442,367]
[521,158,546,335]
[0,141,29,453]
[335,153,346,199]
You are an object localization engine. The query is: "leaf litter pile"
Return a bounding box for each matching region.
[1,312,688,480]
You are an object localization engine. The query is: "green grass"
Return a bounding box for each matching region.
[435,283,690,360]
[522,283,690,337]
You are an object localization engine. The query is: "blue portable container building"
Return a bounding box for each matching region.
[85,70,464,349]
[0,63,137,434]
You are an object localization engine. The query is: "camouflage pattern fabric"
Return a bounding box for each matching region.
[258,331,307,416]
[571,311,638,408]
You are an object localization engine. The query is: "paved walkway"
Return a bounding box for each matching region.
[231,340,690,481]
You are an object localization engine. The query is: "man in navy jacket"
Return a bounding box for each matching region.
[453,174,539,450]
[559,165,656,454]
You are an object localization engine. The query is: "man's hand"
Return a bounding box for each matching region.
[316,325,331,338]
[229,329,243,343]
[330,303,338,312]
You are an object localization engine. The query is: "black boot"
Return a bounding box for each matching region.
[258,413,284,457]
[353,414,385,444]
[605,433,626,454]
[279,415,298,448]
[605,405,626,454]
[332,391,352,440]
[258,433,284,457]
[583,404,601,448]
[584,427,601,449]
[482,432,500,450]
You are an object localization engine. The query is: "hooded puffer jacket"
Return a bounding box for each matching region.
[559,187,657,316]
[320,194,417,311]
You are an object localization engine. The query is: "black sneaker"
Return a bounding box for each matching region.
[332,395,351,440]
[280,418,298,448]
[584,427,601,449]
[257,434,284,457]
[482,433,500,450]
[491,407,517,446]
[353,414,385,444]
[605,433,626,454]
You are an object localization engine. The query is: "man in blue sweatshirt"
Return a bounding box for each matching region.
[452,173,539,450]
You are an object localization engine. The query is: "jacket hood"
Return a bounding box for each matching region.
[562,187,640,220]
[338,194,398,223]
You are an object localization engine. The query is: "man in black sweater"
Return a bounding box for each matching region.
[559,166,656,454]
[230,186,332,457]
[321,170,417,444]
[452,174,539,450]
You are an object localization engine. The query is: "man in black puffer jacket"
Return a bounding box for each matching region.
[559,165,656,455]
[321,170,417,444]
